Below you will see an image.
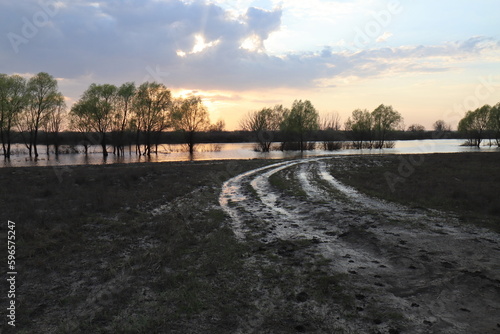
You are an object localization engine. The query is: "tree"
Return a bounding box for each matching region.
[488,102,500,147]
[344,105,402,149]
[458,105,491,147]
[42,95,66,156]
[133,82,172,156]
[280,100,319,151]
[0,74,28,158]
[171,96,210,154]
[19,72,62,157]
[407,124,425,132]
[69,103,93,155]
[70,83,117,156]
[320,112,342,150]
[240,105,285,152]
[344,109,373,149]
[371,104,403,148]
[433,119,451,133]
[112,82,136,156]
[321,112,342,131]
[0,74,9,157]
[209,119,226,132]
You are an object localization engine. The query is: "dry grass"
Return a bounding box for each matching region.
[1,152,498,333]
[332,152,500,231]
[0,159,270,333]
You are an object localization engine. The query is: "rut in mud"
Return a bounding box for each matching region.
[220,157,500,333]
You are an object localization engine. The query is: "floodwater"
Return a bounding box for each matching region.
[1,139,498,168]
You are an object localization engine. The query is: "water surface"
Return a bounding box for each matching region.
[1,139,498,168]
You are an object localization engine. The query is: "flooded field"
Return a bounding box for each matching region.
[1,139,498,168]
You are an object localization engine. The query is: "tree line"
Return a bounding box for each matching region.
[0,72,224,158]
[0,72,65,158]
[1,72,499,159]
[241,101,500,152]
[241,101,404,151]
[69,80,226,156]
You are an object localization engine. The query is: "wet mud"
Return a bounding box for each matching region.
[220,157,500,333]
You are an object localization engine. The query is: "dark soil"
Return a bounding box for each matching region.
[332,152,500,231]
[0,153,499,333]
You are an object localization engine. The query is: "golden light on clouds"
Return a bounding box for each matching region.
[176,34,220,57]
[4,0,499,132]
[240,34,263,52]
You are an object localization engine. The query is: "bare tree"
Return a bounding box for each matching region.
[321,111,342,131]
[240,105,285,152]
[433,119,451,134]
[320,112,342,150]
[209,119,226,132]
[407,124,425,132]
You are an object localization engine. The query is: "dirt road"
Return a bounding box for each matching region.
[220,157,500,333]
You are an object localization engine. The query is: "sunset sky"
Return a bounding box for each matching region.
[1,0,500,130]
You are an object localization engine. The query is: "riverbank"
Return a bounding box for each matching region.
[1,152,499,333]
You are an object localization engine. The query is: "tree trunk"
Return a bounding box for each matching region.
[54,133,60,156]
[300,132,304,152]
[27,131,33,157]
[0,128,6,158]
[135,130,141,155]
[33,129,39,157]
[101,132,108,157]
[145,131,151,156]
[188,131,195,154]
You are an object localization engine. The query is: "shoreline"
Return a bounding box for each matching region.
[1,139,498,168]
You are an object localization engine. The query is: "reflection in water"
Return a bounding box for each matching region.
[1,140,498,168]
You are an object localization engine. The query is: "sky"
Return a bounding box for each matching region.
[1,0,500,130]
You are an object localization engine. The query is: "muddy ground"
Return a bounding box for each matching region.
[220,155,500,333]
[1,153,499,333]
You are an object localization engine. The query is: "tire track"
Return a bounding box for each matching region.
[219,157,500,333]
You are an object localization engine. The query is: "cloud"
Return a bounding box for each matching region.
[376,32,393,43]
[0,0,499,97]
[1,1,286,86]
[245,6,282,41]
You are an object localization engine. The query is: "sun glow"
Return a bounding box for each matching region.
[192,34,219,53]
[176,34,220,57]
[240,34,263,52]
